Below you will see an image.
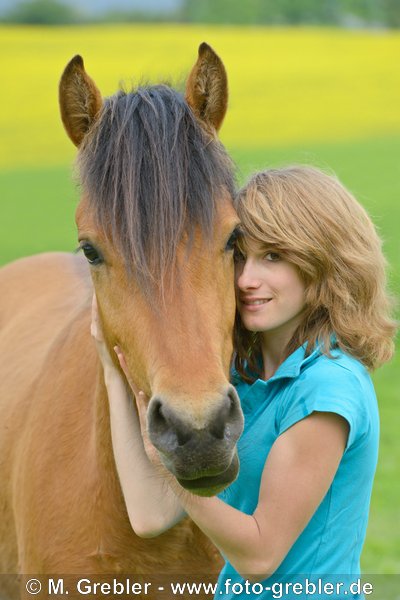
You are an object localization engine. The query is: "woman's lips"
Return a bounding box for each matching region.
[240,298,272,311]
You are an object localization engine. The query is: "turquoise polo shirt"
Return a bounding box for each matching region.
[215,343,379,599]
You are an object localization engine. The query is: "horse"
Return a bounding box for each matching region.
[0,43,244,599]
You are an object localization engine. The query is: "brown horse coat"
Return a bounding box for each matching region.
[0,44,242,599]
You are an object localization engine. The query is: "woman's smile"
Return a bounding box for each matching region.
[240,296,273,311]
[235,245,306,339]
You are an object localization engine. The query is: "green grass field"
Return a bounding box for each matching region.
[1,24,399,573]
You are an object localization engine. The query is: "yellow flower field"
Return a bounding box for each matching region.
[1,24,400,169]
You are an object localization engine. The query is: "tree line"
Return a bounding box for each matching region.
[2,0,399,28]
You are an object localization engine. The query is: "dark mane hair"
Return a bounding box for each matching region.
[77,84,235,295]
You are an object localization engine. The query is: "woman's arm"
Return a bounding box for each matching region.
[170,411,349,581]
[91,296,186,537]
[105,375,187,537]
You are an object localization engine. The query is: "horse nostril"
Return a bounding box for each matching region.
[148,397,193,452]
[147,388,243,457]
[209,397,229,439]
[149,399,167,431]
[227,387,243,421]
[210,387,243,442]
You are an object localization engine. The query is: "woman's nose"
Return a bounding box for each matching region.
[236,259,260,290]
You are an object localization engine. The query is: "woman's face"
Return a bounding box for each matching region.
[235,241,307,341]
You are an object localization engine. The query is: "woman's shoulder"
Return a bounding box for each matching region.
[299,345,373,393]
[278,347,378,447]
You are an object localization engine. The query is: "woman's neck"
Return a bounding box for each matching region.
[260,324,299,380]
[261,345,287,380]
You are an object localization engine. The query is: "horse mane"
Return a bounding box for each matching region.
[77,84,235,296]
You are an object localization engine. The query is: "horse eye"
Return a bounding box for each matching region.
[81,243,102,265]
[225,228,240,252]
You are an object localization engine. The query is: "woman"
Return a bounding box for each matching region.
[92,166,396,598]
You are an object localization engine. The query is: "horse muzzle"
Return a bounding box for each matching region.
[147,386,244,496]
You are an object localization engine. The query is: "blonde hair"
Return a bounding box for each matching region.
[234,165,396,381]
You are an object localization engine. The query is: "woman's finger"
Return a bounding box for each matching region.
[136,391,149,424]
[134,392,160,465]
[114,346,142,398]
[90,293,104,342]
[90,294,97,338]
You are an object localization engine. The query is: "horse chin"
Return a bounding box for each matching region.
[176,453,239,497]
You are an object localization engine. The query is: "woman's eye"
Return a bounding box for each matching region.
[81,243,102,265]
[265,252,281,262]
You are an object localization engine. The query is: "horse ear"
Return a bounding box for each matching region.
[59,55,102,147]
[185,42,228,132]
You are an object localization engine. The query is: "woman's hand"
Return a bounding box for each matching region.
[114,344,160,467]
[91,293,160,466]
[90,294,135,392]
[90,294,187,535]
[90,293,116,374]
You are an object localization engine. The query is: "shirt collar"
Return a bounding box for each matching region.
[232,341,324,388]
[265,342,321,383]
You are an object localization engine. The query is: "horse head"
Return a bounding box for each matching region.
[59,44,243,496]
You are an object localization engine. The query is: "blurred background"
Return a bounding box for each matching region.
[1,0,399,574]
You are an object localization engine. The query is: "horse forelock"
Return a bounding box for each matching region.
[76,84,235,296]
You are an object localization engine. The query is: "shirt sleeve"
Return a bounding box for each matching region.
[276,361,372,451]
